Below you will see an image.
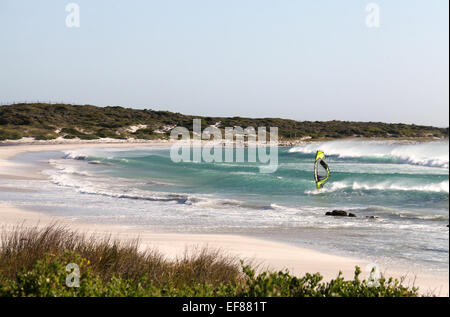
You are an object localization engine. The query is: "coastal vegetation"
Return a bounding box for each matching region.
[0,225,418,297]
[0,103,448,141]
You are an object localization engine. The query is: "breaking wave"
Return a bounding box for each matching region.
[305,180,449,194]
[45,164,273,210]
[289,140,449,168]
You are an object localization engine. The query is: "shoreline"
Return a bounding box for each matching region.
[0,142,449,295]
[1,135,447,149]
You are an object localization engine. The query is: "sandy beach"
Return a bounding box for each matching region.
[0,141,448,296]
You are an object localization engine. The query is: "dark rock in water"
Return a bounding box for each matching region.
[326,210,348,217]
[325,210,358,217]
[366,216,379,220]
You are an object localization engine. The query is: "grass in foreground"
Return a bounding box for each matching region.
[0,224,418,297]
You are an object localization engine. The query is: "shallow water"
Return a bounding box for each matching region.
[1,140,448,274]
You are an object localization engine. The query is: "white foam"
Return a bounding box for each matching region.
[352,180,449,193]
[305,180,449,194]
[289,140,449,168]
[47,160,93,177]
[304,181,348,194]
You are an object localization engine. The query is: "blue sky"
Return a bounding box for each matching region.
[0,0,448,126]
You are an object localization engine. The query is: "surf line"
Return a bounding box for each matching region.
[169,119,279,173]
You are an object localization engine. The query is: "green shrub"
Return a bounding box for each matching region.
[96,129,118,138]
[78,134,99,140]
[0,127,23,140]
[0,225,419,297]
[59,127,98,140]
[0,253,419,297]
[236,264,417,297]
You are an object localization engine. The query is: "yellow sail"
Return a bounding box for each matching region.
[314,151,330,189]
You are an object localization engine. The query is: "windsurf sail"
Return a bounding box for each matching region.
[314,151,330,189]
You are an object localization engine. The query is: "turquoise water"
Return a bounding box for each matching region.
[2,140,449,274]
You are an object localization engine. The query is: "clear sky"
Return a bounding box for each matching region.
[0,0,448,126]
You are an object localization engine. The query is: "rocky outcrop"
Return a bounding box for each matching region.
[325,210,357,217]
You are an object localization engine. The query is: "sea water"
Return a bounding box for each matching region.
[2,140,448,275]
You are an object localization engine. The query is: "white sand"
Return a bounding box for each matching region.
[0,142,448,295]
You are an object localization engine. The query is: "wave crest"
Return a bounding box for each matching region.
[289,140,449,168]
[305,180,449,194]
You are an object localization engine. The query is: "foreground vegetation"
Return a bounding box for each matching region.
[0,103,448,141]
[0,225,418,297]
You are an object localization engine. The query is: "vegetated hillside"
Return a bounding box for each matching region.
[0,103,448,141]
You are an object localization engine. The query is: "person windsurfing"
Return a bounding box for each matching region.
[314,151,330,189]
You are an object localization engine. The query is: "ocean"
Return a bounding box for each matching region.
[2,140,449,275]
